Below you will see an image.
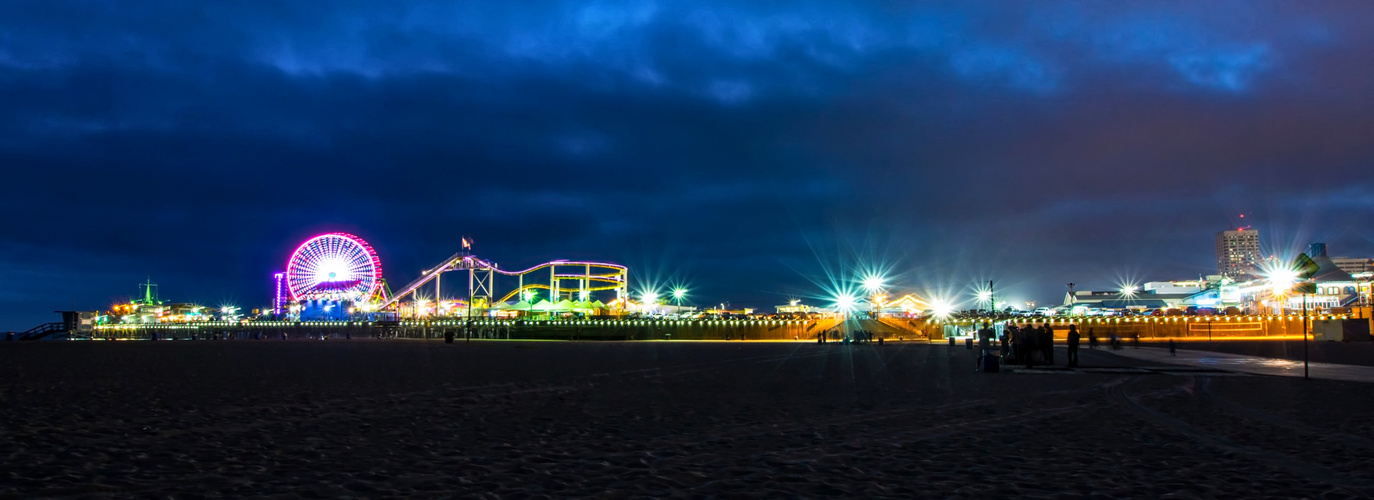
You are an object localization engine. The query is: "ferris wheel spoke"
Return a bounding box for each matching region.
[296,256,323,272]
[305,243,330,268]
[346,259,372,274]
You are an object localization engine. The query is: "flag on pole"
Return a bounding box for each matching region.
[462,237,471,249]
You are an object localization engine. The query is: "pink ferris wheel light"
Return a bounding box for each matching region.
[285,232,383,302]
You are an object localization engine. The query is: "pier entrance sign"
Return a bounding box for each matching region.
[1293,253,1320,280]
[1292,253,1320,294]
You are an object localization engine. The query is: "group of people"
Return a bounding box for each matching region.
[816,329,880,344]
[977,321,1087,369]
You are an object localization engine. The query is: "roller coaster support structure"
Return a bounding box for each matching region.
[378,252,627,315]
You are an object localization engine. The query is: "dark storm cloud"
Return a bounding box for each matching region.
[3,1,1374,328]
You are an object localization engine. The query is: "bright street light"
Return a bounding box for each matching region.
[862,275,885,292]
[672,288,686,300]
[640,291,659,315]
[1267,268,1298,296]
[835,293,856,313]
[1121,285,1137,297]
[931,299,953,319]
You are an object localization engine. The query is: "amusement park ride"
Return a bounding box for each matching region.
[275,232,630,321]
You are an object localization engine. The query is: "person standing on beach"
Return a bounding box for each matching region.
[1039,324,1054,365]
[999,326,1009,361]
[976,322,994,371]
[1088,328,1097,350]
[1022,323,1036,368]
[1006,324,1020,363]
[1066,324,1081,368]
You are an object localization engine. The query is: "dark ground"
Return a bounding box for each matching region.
[2,340,1372,498]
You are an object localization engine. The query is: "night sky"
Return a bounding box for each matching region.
[4,2,1374,330]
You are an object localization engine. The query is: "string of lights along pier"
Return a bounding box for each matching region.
[47,229,1370,345]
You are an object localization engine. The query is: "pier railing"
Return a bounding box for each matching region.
[88,318,837,341]
[924,314,1368,342]
[72,314,1370,342]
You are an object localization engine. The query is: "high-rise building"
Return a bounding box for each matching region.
[1215,229,1260,278]
[1330,256,1374,275]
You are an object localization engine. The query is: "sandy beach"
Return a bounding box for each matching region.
[1148,339,1374,367]
[2,340,1372,498]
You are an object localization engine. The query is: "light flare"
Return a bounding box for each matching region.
[931,299,953,319]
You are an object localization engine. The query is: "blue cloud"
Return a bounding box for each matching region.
[949,45,1059,92]
[1,1,1373,330]
[1167,44,1272,91]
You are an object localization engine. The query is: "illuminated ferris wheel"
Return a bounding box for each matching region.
[285,232,383,303]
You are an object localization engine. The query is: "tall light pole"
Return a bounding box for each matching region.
[641,291,658,316]
[863,275,885,318]
[1303,290,1309,379]
[835,294,856,316]
[1268,258,1312,379]
[989,280,996,317]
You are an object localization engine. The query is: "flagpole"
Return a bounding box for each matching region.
[463,236,472,342]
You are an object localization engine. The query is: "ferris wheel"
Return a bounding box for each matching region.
[285,232,383,302]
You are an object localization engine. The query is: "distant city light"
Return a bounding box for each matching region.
[672,288,686,300]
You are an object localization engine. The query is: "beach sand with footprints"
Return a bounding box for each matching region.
[2,340,1372,498]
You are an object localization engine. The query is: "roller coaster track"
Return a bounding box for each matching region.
[379,252,627,310]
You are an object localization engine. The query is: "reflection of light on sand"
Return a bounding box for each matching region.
[1197,356,1302,369]
[1113,347,1374,382]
